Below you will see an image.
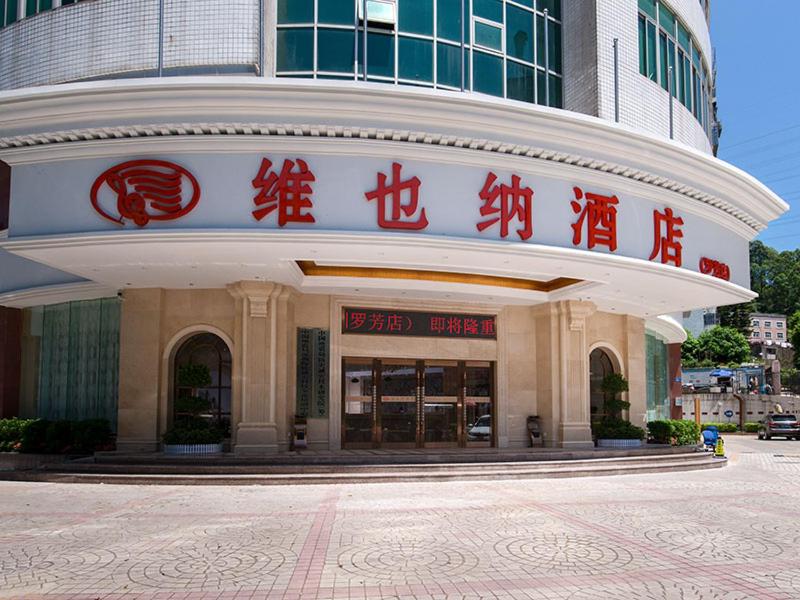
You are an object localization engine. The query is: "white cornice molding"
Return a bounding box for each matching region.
[0,78,788,230]
[646,315,689,345]
[0,281,118,308]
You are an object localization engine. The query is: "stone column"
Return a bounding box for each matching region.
[623,315,647,428]
[117,289,164,452]
[556,301,596,449]
[0,306,22,418]
[228,281,286,455]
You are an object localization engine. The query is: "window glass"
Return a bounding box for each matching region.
[536,68,546,104]
[277,28,314,71]
[638,0,656,20]
[398,36,433,82]
[646,20,656,80]
[473,0,503,23]
[437,43,467,88]
[40,0,51,9]
[318,28,355,73]
[668,38,676,95]
[358,31,396,78]
[678,22,691,52]
[319,0,355,25]
[548,19,561,72]
[659,32,669,91]
[638,15,647,76]
[277,0,313,24]
[26,0,36,16]
[548,73,562,107]
[473,51,503,97]
[506,60,534,103]
[437,0,468,43]
[506,4,533,63]
[535,13,546,67]
[538,0,561,19]
[399,0,433,35]
[475,21,503,52]
[658,3,676,36]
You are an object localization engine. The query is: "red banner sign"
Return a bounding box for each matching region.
[343,307,496,339]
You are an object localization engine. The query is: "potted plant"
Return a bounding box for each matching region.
[163,364,223,455]
[593,373,645,448]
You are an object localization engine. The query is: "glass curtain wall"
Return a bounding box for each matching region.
[645,332,670,421]
[638,0,712,138]
[26,298,121,428]
[276,0,564,108]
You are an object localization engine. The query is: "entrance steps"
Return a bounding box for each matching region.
[2,447,725,485]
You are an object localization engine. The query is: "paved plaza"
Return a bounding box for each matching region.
[2,436,800,599]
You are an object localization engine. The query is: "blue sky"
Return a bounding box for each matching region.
[711,0,799,251]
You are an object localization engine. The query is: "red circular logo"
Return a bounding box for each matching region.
[90,159,201,227]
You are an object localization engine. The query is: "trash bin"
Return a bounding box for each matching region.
[527,416,542,448]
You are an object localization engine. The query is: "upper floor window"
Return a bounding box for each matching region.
[777,321,784,328]
[1,0,88,30]
[276,0,563,108]
[765,331,772,339]
[753,332,760,338]
[765,321,772,328]
[1,0,19,27]
[637,0,712,140]
[778,332,784,339]
[752,319,759,327]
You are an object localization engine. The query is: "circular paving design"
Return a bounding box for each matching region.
[568,581,763,600]
[493,533,634,574]
[336,538,481,582]
[0,545,119,590]
[773,569,800,595]
[125,540,295,590]
[642,524,784,561]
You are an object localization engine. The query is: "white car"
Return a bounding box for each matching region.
[467,415,491,441]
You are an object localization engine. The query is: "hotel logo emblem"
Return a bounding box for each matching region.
[90,159,201,227]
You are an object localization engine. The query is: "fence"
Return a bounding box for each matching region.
[681,393,800,428]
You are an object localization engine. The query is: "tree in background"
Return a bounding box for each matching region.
[748,240,800,316]
[790,310,800,368]
[682,326,751,367]
[717,300,757,337]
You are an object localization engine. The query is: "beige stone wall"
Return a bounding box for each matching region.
[116,285,648,453]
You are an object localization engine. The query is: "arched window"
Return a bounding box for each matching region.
[589,348,615,419]
[173,333,232,435]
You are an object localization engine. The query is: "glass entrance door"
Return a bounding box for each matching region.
[343,359,375,448]
[423,361,460,447]
[464,362,494,447]
[379,360,418,448]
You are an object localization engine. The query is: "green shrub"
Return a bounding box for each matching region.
[743,422,760,433]
[600,373,630,419]
[174,396,212,417]
[163,420,223,445]
[0,418,36,452]
[71,419,113,453]
[702,422,738,433]
[594,418,646,440]
[45,420,73,453]
[177,364,212,389]
[647,420,700,445]
[20,419,51,453]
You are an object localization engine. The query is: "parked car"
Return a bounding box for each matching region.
[467,415,491,441]
[758,414,800,440]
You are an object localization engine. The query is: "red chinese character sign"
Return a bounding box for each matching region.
[477,172,533,240]
[251,157,316,225]
[343,307,496,339]
[699,257,731,281]
[649,207,684,267]
[365,162,428,230]
[570,187,618,251]
[90,160,200,227]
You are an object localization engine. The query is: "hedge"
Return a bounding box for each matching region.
[701,422,738,433]
[743,422,760,433]
[0,418,113,454]
[647,420,701,446]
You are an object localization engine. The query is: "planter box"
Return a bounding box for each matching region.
[597,438,643,449]
[164,443,223,456]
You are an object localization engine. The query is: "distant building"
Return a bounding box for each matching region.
[749,313,789,345]
[675,308,718,337]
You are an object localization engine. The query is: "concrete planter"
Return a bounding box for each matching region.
[163,443,223,456]
[597,438,643,449]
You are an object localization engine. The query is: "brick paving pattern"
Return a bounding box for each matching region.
[2,436,800,599]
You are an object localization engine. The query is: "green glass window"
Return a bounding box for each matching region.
[659,32,669,91]
[506,5,533,63]
[473,0,503,23]
[318,29,355,73]
[646,20,656,80]
[437,43,467,88]
[645,333,669,422]
[658,3,676,36]
[677,22,691,53]
[548,19,561,72]
[473,51,503,97]
[638,15,647,76]
[2,0,18,27]
[277,0,313,24]
[506,61,534,103]
[638,0,656,20]
[668,38,677,96]
[677,49,686,104]
[536,68,546,104]
[358,32,395,79]
[398,36,433,82]
[277,28,314,72]
[538,0,561,19]
[475,21,502,52]
[548,73,562,107]
[26,0,35,15]
[319,0,354,25]
[682,54,692,109]
[399,0,433,35]
[437,0,468,43]
[536,13,546,68]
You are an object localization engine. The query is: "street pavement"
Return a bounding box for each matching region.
[2,436,800,599]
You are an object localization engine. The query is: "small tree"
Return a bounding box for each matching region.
[600,373,629,421]
[695,326,751,365]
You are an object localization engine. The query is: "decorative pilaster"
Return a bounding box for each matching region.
[557,300,596,449]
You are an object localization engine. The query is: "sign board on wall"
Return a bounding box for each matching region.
[342,307,497,339]
[296,328,329,418]
[7,153,749,288]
